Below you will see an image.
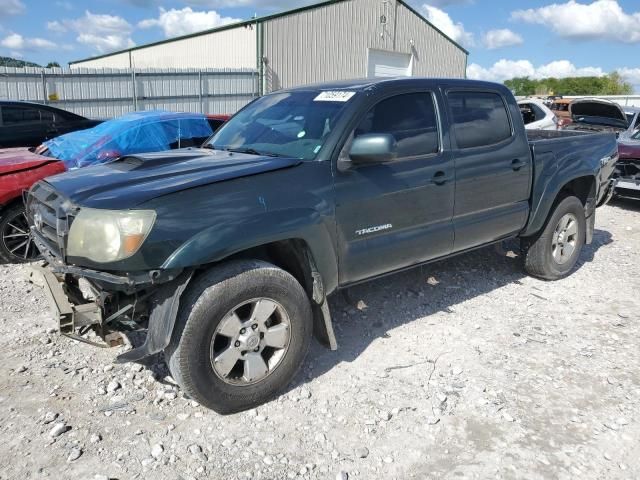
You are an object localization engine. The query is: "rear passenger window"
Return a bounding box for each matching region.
[448,91,512,149]
[354,92,440,157]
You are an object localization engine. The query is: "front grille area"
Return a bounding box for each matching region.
[26,182,75,261]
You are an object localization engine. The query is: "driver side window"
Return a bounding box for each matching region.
[354,92,440,158]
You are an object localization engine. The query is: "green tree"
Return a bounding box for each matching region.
[602,72,633,95]
[46,61,61,68]
[504,73,634,96]
[0,56,40,68]
[504,77,536,96]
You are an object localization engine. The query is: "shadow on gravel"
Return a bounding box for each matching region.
[295,229,612,390]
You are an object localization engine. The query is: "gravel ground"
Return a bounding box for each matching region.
[0,201,638,480]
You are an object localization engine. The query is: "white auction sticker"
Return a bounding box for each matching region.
[314,91,356,102]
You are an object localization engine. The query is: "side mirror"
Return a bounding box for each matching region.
[349,133,397,165]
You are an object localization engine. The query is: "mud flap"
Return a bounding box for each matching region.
[116,271,193,363]
[312,300,338,351]
[585,210,595,245]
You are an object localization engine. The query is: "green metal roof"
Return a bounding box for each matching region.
[69,0,468,66]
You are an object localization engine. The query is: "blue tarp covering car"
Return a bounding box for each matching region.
[42,110,215,169]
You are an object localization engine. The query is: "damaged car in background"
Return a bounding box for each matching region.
[564,98,635,136]
[615,130,640,199]
[0,111,227,263]
[518,99,557,130]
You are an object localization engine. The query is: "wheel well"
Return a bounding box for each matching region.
[212,239,337,350]
[222,239,320,301]
[559,176,596,207]
[0,198,25,218]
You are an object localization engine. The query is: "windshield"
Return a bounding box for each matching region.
[632,129,640,140]
[206,90,356,160]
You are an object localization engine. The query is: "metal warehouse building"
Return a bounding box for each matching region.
[69,0,468,94]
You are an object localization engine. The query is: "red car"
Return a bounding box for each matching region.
[0,112,230,263]
[615,133,640,199]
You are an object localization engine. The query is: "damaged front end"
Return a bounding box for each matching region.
[27,263,192,362]
[25,181,192,362]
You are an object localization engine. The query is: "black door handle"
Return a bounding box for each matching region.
[433,171,449,185]
[511,159,525,171]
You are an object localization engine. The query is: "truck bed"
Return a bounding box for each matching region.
[522,128,618,237]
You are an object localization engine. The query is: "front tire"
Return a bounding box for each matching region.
[523,195,586,280]
[0,204,40,264]
[165,260,313,414]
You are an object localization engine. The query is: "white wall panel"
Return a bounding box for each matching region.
[72,26,257,70]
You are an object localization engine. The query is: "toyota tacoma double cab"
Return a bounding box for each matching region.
[27,78,617,414]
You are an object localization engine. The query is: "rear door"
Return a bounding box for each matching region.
[334,89,455,284]
[446,89,532,252]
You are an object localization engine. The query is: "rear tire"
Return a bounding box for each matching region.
[523,195,586,280]
[165,260,313,414]
[0,204,40,264]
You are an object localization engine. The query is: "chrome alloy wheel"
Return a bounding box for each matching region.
[552,213,578,265]
[210,298,291,385]
[1,210,39,261]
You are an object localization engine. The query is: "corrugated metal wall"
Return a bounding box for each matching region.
[72,26,257,70]
[0,67,258,118]
[395,2,467,77]
[262,0,466,92]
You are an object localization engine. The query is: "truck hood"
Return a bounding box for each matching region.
[0,148,58,175]
[45,148,302,209]
[570,99,628,129]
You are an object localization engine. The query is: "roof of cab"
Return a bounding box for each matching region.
[282,77,508,93]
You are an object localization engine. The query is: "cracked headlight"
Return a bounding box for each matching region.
[67,208,156,263]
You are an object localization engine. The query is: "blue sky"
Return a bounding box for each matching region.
[0,0,639,90]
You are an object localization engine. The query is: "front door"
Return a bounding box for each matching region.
[446,89,532,252]
[334,90,455,285]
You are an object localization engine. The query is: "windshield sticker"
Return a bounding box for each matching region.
[314,91,356,102]
[297,131,306,138]
[314,145,322,154]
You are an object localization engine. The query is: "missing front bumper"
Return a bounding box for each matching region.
[28,264,194,362]
[27,265,108,347]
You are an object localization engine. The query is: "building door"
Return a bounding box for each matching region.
[367,49,413,78]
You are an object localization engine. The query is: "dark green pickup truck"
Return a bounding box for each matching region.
[27,78,617,413]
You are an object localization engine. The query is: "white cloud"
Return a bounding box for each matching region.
[423,0,473,6]
[422,4,474,47]
[139,7,241,38]
[618,68,640,86]
[0,0,25,16]
[512,0,640,43]
[467,59,606,83]
[1,33,56,50]
[482,29,523,49]
[66,11,135,53]
[536,60,604,78]
[0,33,23,49]
[47,21,67,34]
[54,0,73,10]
